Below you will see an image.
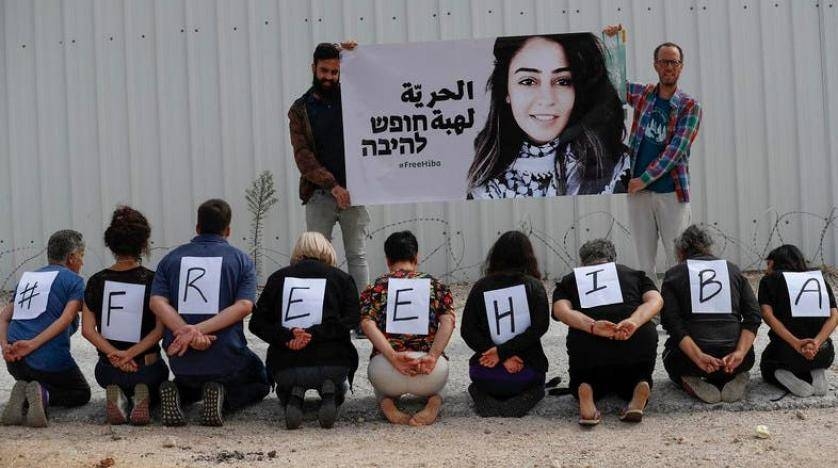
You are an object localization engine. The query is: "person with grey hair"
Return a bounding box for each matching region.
[1,230,91,427]
[660,225,761,404]
[552,239,662,425]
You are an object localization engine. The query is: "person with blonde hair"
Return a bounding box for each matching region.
[251,232,360,429]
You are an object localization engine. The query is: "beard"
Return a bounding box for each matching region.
[312,75,340,99]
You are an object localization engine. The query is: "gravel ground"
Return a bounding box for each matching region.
[1,279,837,467]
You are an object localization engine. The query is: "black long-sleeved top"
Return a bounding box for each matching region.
[552,263,658,367]
[460,273,549,373]
[660,255,761,353]
[250,259,360,381]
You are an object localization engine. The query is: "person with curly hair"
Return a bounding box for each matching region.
[81,206,168,425]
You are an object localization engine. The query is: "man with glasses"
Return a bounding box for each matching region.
[604,25,702,286]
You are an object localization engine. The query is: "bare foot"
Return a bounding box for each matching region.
[408,395,442,426]
[380,398,411,425]
[578,383,598,421]
[628,381,650,411]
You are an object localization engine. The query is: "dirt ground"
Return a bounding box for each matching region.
[0,406,836,467]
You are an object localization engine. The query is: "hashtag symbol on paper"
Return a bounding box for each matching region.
[17,282,39,309]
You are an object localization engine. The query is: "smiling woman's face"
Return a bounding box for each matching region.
[506,37,575,144]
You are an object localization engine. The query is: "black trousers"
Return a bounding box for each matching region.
[663,346,755,388]
[173,351,270,412]
[760,339,834,389]
[569,360,655,402]
[6,360,91,408]
[273,365,349,406]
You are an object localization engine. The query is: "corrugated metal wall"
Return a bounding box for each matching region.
[1,0,836,287]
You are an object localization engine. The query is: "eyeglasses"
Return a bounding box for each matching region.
[655,59,682,68]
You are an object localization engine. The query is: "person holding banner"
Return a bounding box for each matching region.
[288,41,371,294]
[0,230,91,427]
[603,25,702,285]
[660,225,761,404]
[467,33,629,199]
[150,199,270,426]
[359,231,456,426]
[250,232,360,429]
[552,239,662,425]
[758,245,838,397]
[461,231,549,417]
[82,206,168,425]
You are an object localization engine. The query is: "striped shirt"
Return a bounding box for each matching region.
[627,82,702,203]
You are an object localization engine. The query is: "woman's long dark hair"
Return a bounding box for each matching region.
[766,244,808,272]
[484,231,541,279]
[468,33,626,192]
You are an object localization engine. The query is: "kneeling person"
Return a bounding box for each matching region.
[553,239,662,425]
[360,231,455,426]
[661,225,761,403]
[1,230,91,427]
[461,231,549,418]
[150,199,270,426]
[251,232,360,429]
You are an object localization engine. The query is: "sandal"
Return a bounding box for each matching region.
[578,410,601,426]
[619,407,643,423]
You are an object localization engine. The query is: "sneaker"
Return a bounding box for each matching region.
[1,381,28,426]
[24,381,48,428]
[681,376,721,404]
[774,369,814,397]
[318,380,338,429]
[285,386,305,430]
[200,382,224,427]
[105,385,129,425]
[721,372,750,402]
[129,384,150,425]
[811,369,828,396]
[159,381,186,427]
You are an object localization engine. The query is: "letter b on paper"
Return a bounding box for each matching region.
[687,259,732,314]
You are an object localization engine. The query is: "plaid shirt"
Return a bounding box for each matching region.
[627,82,702,203]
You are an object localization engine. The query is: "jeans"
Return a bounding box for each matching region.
[305,189,371,290]
[94,356,169,404]
[6,360,91,407]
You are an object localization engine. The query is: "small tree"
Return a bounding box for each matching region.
[246,171,278,281]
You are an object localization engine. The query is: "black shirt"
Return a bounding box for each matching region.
[306,90,346,188]
[552,264,658,367]
[460,273,550,373]
[758,271,836,341]
[660,255,761,353]
[84,266,159,359]
[250,259,360,380]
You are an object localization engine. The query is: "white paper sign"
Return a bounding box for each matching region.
[177,257,222,315]
[385,278,431,335]
[687,259,732,314]
[573,262,624,309]
[281,277,327,328]
[482,284,531,345]
[100,281,146,343]
[784,271,831,318]
[12,271,59,320]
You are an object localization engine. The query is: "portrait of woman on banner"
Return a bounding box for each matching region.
[467,33,630,199]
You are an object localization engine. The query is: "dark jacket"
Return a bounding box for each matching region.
[250,259,360,383]
[460,273,550,373]
[660,255,761,354]
[288,88,340,204]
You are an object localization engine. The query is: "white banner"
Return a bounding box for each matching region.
[341,33,628,205]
